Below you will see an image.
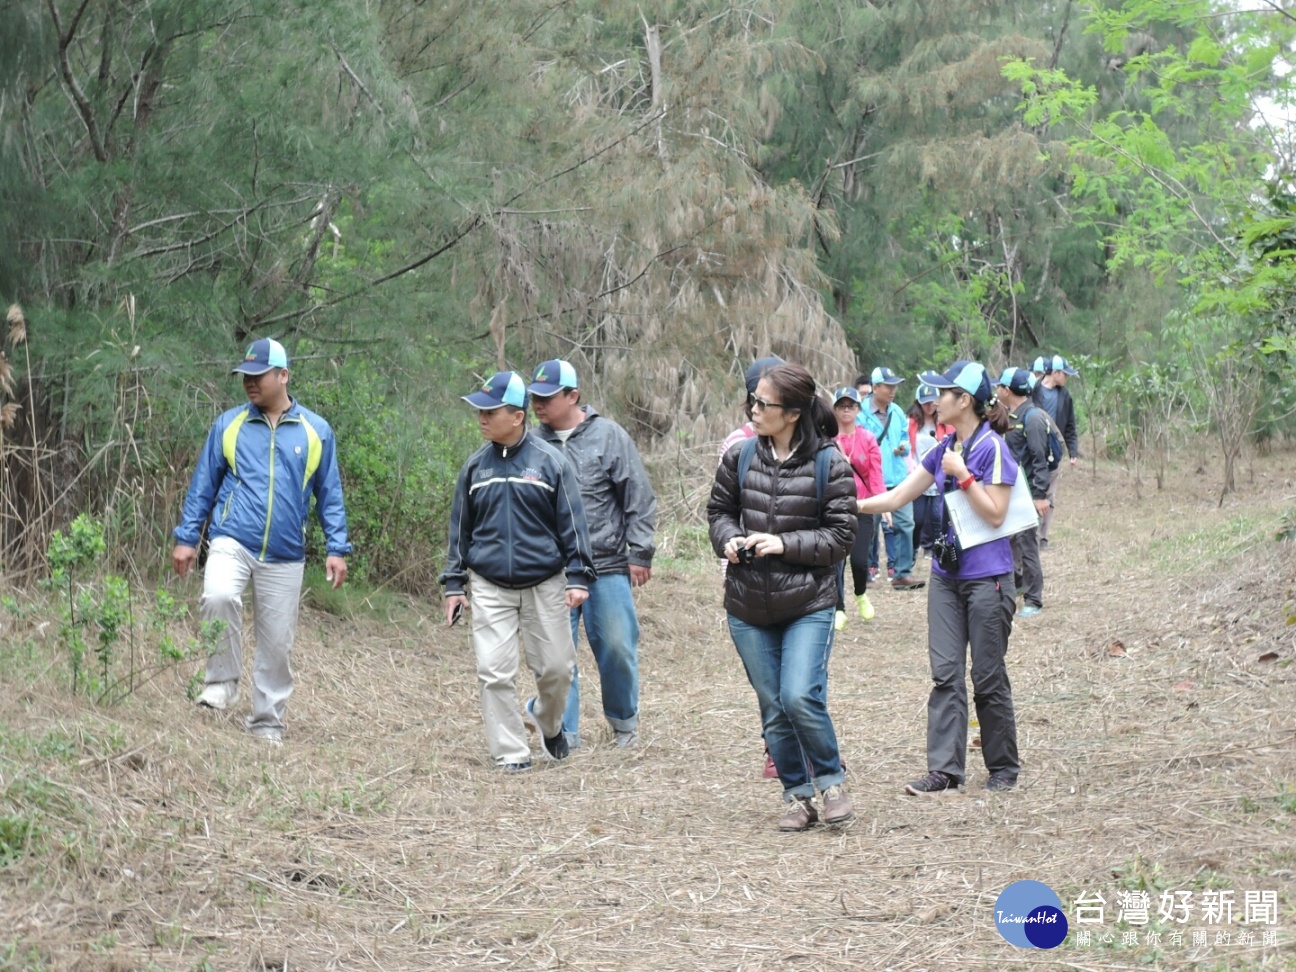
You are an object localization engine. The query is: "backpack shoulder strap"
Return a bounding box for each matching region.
[814,442,834,505]
[736,436,758,501]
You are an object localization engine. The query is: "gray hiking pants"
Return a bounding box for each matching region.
[925,573,1020,784]
[1011,527,1043,608]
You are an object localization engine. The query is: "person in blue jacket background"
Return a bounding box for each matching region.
[172,338,351,744]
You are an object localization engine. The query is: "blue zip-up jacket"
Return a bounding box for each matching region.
[440,430,596,595]
[174,399,351,563]
[857,398,911,486]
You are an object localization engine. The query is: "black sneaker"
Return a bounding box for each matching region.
[904,770,958,795]
[523,697,570,761]
[985,774,1017,792]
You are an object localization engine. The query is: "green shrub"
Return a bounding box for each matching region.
[296,372,479,593]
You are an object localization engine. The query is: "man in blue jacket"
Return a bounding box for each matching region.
[172,338,351,744]
[858,367,923,590]
[529,360,656,749]
[441,371,597,772]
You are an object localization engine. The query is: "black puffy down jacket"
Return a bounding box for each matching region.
[707,436,858,627]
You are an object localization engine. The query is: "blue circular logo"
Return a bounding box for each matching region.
[994,880,1069,949]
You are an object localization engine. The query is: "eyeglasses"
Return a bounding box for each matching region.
[751,396,793,413]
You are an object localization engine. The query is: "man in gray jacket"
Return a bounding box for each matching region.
[529,360,657,748]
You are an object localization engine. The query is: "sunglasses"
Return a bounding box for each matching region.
[751,396,794,413]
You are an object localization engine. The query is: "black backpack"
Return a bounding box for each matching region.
[1019,403,1062,472]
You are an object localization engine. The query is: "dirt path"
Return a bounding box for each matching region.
[2,453,1294,970]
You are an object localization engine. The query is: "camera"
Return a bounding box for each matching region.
[736,544,757,564]
[931,535,961,573]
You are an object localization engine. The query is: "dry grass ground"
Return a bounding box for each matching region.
[2,448,1295,972]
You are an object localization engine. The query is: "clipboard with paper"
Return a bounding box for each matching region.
[943,470,1039,548]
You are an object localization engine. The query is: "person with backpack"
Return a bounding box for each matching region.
[856,361,1022,795]
[709,363,858,831]
[859,367,923,590]
[997,368,1054,617]
[832,386,885,627]
[1031,355,1081,549]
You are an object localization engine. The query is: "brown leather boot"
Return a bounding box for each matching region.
[778,796,818,832]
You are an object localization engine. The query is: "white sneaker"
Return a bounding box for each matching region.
[249,725,283,746]
[614,728,639,749]
[197,680,239,710]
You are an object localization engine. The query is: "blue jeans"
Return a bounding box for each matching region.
[563,572,639,746]
[727,609,845,799]
[876,502,917,578]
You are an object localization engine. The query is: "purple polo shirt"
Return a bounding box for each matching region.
[922,426,1018,580]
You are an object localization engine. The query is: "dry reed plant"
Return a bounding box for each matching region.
[1,450,1295,971]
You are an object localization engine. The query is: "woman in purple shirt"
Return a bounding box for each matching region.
[857,361,1021,796]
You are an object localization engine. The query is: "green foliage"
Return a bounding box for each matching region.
[38,514,224,702]
[296,370,480,593]
[0,813,40,866]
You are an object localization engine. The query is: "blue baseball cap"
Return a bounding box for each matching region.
[996,367,1033,396]
[917,361,993,404]
[833,386,862,405]
[463,371,529,410]
[232,338,289,376]
[1050,355,1079,376]
[745,355,785,394]
[528,359,580,397]
[1031,356,1047,374]
[915,384,938,405]
[870,366,904,386]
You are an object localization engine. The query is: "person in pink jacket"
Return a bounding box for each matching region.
[832,387,888,627]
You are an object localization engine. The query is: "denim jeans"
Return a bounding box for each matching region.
[876,502,917,578]
[728,609,845,799]
[564,572,640,746]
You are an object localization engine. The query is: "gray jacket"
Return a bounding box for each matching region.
[536,405,657,575]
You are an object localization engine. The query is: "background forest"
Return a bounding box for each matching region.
[3,0,1296,591]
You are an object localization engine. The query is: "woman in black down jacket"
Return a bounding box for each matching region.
[708,362,859,831]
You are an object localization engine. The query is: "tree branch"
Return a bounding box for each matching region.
[47,0,108,163]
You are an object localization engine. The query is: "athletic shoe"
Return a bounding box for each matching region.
[887,567,896,580]
[1018,605,1042,618]
[904,770,958,795]
[985,774,1017,792]
[249,725,283,746]
[821,784,854,824]
[778,796,818,832]
[868,568,879,582]
[501,761,533,773]
[522,697,570,761]
[614,728,639,749]
[891,576,925,590]
[834,610,847,632]
[856,593,875,621]
[198,681,239,710]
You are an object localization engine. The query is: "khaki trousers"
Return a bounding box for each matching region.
[469,571,575,765]
[201,535,304,733]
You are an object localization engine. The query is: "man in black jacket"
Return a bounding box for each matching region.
[441,371,597,772]
[1031,355,1081,548]
[998,369,1053,616]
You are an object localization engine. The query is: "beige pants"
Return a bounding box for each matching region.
[201,535,304,733]
[469,570,575,765]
